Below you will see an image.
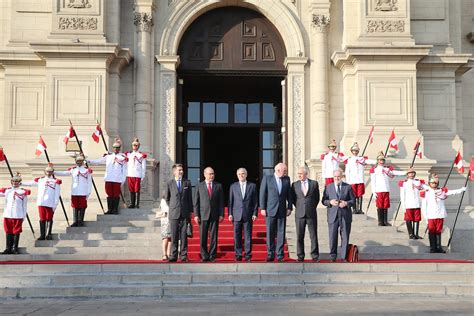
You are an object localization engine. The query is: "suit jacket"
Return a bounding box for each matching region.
[165,178,193,220]
[259,175,293,218]
[291,179,320,218]
[228,181,258,222]
[321,181,355,224]
[194,181,224,221]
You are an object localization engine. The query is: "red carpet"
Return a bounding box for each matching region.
[186,214,289,261]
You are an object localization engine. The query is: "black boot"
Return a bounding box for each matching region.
[105,197,114,215]
[377,209,384,226]
[128,192,136,209]
[46,221,53,240]
[78,209,85,227]
[114,197,120,214]
[71,209,79,227]
[136,192,140,209]
[413,222,422,239]
[1,234,14,254]
[435,234,445,253]
[357,197,364,214]
[37,221,46,240]
[428,233,436,253]
[383,209,391,226]
[13,234,20,254]
[406,221,414,239]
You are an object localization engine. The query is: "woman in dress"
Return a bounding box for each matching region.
[160,192,171,260]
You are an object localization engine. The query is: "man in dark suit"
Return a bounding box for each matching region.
[228,168,258,262]
[193,167,224,262]
[322,169,356,262]
[291,166,320,262]
[259,162,293,262]
[165,164,193,262]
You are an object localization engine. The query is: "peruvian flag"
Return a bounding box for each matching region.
[35,136,47,157]
[0,147,5,162]
[388,130,399,151]
[63,126,75,145]
[413,139,423,159]
[470,157,474,181]
[92,123,102,143]
[368,125,375,144]
[454,151,464,173]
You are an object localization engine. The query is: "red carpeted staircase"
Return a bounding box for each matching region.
[187,209,289,262]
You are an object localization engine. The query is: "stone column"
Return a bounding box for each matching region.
[310,14,330,157]
[133,9,154,153]
[156,55,179,193]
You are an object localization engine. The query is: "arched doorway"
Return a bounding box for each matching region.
[176,6,287,199]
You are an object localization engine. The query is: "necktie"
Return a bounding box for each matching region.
[241,183,245,199]
[207,182,213,197]
[177,179,181,193]
[302,181,308,196]
[337,184,341,199]
[277,177,282,194]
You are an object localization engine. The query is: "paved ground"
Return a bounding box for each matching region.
[0,297,472,315]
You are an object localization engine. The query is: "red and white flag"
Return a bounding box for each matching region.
[454,151,464,173]
[469,157,474,181]
[63,126,75,145]
[35,136,47,157]
[388,130,398,151]
[92,123,102,143]
[368,125,375,144]
[0,147,5,162]
[413,139,423,159]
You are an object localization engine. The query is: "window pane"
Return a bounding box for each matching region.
[234,103,247,123]
[262,131,275,149]
[263,150,274,168]
[187,149,200,167]
[263,168,273,176]
[187,130,200,148]
[188,168,200,187]
[248,103,260,123]
[263,103,275,123]
[188,102,200,123]
[203,102,215,123]
[216,103,229,123]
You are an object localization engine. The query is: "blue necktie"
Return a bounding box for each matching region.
[177,179,181,193]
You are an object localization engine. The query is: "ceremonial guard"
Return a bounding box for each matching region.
[321,140,345,186]
[0,173,31,254]
[370,151,405,226]
[344,142,376,214]
[420,174,466,253]
[88,139,127,215]
[125,138,147,209]
[23,163,61,240]
[398,167,426,239]
[55,155,93,226]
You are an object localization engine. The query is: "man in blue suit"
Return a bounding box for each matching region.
[259,163,293,262]
[228,168,258,262]
[322,169,356,262]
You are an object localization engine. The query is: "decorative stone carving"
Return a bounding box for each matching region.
[160,73,174,185]
[134,12,154,32]
[375,0,398,11]
[58,17,98,30]
[293,75,303,168]
[312,15,330,32]
[366,20,405,33]
[67,0,92,9]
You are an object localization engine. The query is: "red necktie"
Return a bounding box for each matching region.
[207,182,213,197]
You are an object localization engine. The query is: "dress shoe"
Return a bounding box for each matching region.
[245,256,251,262]
[200,258,209,263]
[312,257,320,263]
[341,259,348,263]
[209,257,216,262]
[168,257,177,262]
[235,256,242,262]
[330,257,336,262]
[297,257,304,262]
[277,258,284,263]
[266,256,274,262]
[181,257,188,263]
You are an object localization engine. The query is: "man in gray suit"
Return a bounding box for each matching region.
[259,163,293,262]
[193,167,224,262]
[322,169,356,262]
[228,168,258,262]
[291,166,320,262]
[165,164,193,262]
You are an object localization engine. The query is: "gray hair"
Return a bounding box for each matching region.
[236,168,247,174]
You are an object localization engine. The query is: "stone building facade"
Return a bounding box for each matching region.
[0,0,472,205]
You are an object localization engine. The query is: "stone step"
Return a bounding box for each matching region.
[34,239,162,247]
[96,214,159,221]
[55,233,161,240]
[82,220,161,227]
[19,246,162,255]
[65,226,161,234]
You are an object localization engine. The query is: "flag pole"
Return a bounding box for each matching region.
[43,148,70,226]
[361,122,375,157]
[1,150,35,237]
[446,170,470,250]
[69,120,105,214]
[97,123,126,206]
